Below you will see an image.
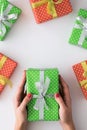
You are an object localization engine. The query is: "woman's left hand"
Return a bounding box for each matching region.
[13,71,32,130]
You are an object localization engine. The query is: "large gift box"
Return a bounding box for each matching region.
[69,9,87,49]
[26,68,59,121]
[30,0,72,23]
[0,0,22,41]
[0,53,17,93]
[73,61,87,99]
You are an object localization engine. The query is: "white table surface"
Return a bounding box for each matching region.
[0,0,87,130]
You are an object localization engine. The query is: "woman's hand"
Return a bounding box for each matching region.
[55,75,75,130]
[13,71,32,130]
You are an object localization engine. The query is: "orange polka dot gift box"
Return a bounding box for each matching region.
[0,53,17,93]
[73,61,87,99]
[26,68,59,121]
[30,0,72,23]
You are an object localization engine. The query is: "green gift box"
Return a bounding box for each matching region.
[69,9,87,49]
[26,68,59,121]
[0,0,22,41]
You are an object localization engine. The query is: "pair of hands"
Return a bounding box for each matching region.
[14,71,75,130]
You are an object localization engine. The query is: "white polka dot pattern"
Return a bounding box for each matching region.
[26,68,59,121]
[0,53,17,93]
[73,61,87,99]
[30,0,72,23]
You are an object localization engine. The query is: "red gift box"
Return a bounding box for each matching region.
[0,53,17,93]
[30,0,73,23]
[73,61,87,99]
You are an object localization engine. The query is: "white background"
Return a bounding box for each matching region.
[0,0,87,130]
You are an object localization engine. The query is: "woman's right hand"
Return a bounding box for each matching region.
[54,75,75,130]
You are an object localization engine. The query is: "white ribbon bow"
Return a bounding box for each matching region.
[74,16,87,46]
[33,71,50,120]
[0,4,18,37]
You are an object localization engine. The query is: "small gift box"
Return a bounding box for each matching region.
[30,0,72,23]
[69,9,87,49]
[0,0,22,41]
[0,53,17,93]
[73,61,87,99]
[26,68,59,121]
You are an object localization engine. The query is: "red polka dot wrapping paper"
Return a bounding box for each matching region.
[0,53,17,93]
[30,0,73,23]
[73,61,87,100]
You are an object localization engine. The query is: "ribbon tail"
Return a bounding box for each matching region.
[81,62,87,72]
[0,56,7,69]
[0,75,12,87]
[0,3,4,17]
[78,30,87,46]
[3,4,13,15]
[0,22,6,36]
[39,98,45,120]
[47,2,57,18]
[43,77,50,95]
[44,99,49,110]
[84,84,87,90]
[3,20,12,27]
[33,98,40,110]
[80,80,87,86]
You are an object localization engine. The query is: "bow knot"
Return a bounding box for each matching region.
[0,15,7,21]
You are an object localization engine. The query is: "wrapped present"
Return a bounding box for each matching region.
[73,61,87,99]
[0,53,17,93]
[0,0,22,41]
[26,68,59,121]
[69,9,87,49]
[30,0,72,23]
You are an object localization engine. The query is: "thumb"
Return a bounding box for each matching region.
[20,93,32,111]
[54,93,65,108]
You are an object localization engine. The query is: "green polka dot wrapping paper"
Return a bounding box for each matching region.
[69,9,87,49]
[26,68,59,121]
[0,0,22,41]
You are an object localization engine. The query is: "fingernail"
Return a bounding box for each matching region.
[27,93,32,99]
[55,93,60,98]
